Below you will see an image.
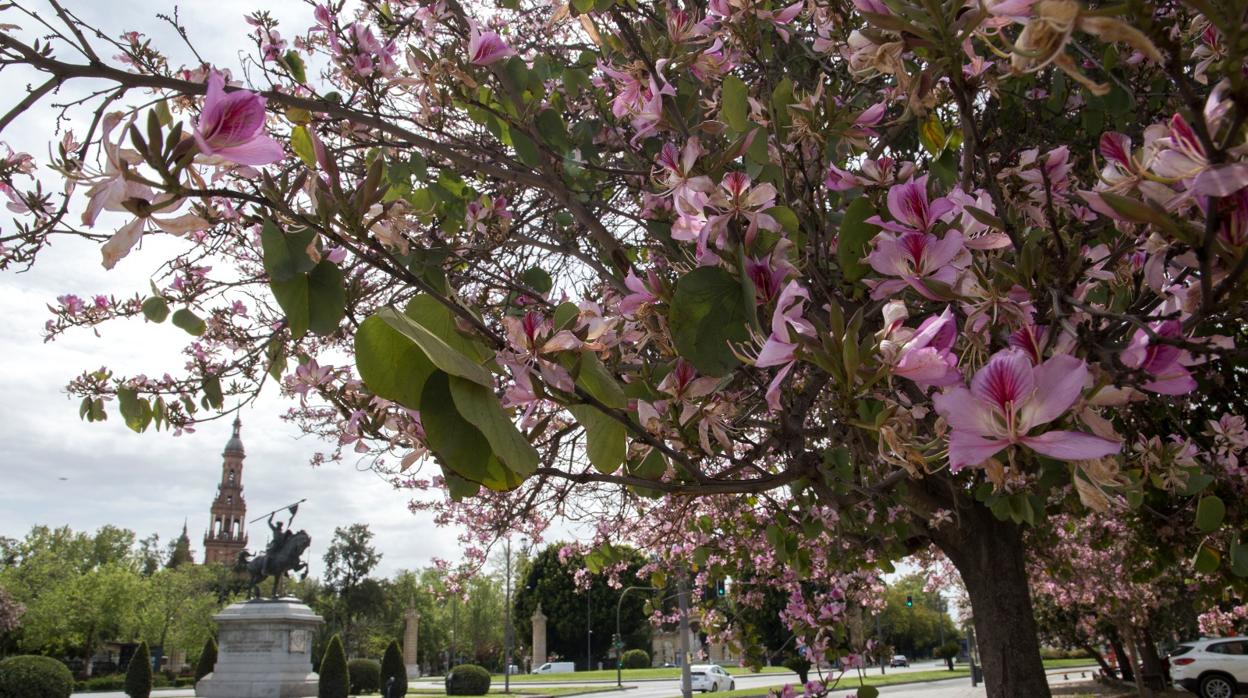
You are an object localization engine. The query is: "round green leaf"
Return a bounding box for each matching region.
[354,314,437,409]
[141,297,169,323]
[1195,495,1226,532]
[669,266,751,377]
[567,405,626,475]
[421,372,523,491]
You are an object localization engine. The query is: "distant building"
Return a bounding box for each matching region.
[202,417,249,564]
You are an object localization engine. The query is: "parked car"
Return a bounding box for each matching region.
[1170,637,1248,698]
[689,664,735,693]
[533,661,576,674]
[890,655,909,668]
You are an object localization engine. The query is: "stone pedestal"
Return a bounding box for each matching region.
[403,608,420,679]
[531,604,547,668]
[196,599,322,698]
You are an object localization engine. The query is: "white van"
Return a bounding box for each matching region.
[533,661,576,674]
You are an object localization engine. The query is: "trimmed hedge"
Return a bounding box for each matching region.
[620,649,650,669]
[0,655,74,698]
[318,634,349,698]
[125,641,152,698]
[446,664,491,696]
[381,640,408,696]
[348,658,381,694]
[195,636,218,682]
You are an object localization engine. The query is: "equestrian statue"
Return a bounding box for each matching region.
[235,500,310,599]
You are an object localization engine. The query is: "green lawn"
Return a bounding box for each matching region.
[660,668,972,698]
[1041,658,1098,669]
[482,667,790,683]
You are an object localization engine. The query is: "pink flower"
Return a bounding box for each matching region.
[932,350,1121,471]
[755,281,814,411]
[1119,320,1197,395]
[193,72,284,166]
[467,22,515,66]
[868,176,955,234]
[864,229,968,300]
[620,268,661,316]
[893,308,961,387]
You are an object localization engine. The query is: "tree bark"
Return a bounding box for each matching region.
[1078,642,1113,679]
[1107,627,1134,682]
[931,502,1051,698]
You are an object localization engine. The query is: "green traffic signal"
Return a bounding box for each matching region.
[905,595,913,607]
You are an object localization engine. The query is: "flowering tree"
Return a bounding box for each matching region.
[1,0,1247,695]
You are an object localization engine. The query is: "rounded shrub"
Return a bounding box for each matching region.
[125,640,153,698]
[445,663,491,696]
[381,640,408,696]
[318,634,349,698]
[348,658,381,694]
[620,649,650,669]
[0,655,74,698]
[194,637,218,682]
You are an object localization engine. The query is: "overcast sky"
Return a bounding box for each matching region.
[0,0,471,578]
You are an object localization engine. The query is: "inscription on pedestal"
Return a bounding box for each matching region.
[225,628,282,653]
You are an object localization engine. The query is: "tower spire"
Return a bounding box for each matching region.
[204,418,248,565]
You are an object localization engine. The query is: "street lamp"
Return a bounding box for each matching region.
[616,586,659,687]
[504,537,529,694]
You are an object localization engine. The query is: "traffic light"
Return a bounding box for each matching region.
[905,595,913,608]
[716,579,726,598]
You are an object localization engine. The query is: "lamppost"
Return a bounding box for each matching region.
[616,586,659,687]
[586,587,592,672]
[504,537,529,694]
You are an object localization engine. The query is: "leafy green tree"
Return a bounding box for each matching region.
[136,565,222,669]
[381,640,407,696]
[124,640,152,698]
[323,525,382,655]
[194,637,217,682]
[513,544,650,670]
[934,642,960,671]
[318,634,349,698]
[879,574,958,659]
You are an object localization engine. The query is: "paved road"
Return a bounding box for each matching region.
[71,663,1098,698]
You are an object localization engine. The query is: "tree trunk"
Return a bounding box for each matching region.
[1078,642,1113,679]
[1137,628,1167,690]
[931,503,1051,698]
[1107,627,1134,682]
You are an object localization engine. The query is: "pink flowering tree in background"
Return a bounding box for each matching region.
[1,0,1248,695]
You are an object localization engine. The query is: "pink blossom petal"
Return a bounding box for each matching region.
[1020,430,1122,461]
[764,361,794,412]
[210,136,285,166]
[947,430,1011,471]
[1192,163,1248,197]
[1019,353,1087,430]
[932,386,997,436]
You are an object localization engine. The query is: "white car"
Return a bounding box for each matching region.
[1170,636,1248,698]
[689,664,735,693]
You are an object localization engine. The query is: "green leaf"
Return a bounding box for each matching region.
[291,126,316,168]
[270,260,344,339]
[669,266,751,377]
[421,372,523,491]
[837,198,880,283]
[1231,542,1248,578]
[576,353,627,409]
[553,301,580,329]
[307,261,346,335]
[448,374,539,476]
[1193,542,1221,574]
[202,376,224,410]
[919,115,947,157]
[260,219,317,283]
[284,50,307,83]
[721,75,749,132]
[354,314,437,409]
[511,128,542,167]
[141,297,169,323]
[519,267,554,295]
[171,308,206,336]
[403,295,494,363]
[535,110,571,152]
[568,405,626,474]
[117,388,151,433]
[378,306,493,386]
[1195,495,1226,532]
[630,447,667,480]
[766,206,799,235]
[443,470,481,500]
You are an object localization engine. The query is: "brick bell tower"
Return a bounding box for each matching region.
[203,416,249,565]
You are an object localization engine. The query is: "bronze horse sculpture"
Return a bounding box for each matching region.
[235,529,311,599]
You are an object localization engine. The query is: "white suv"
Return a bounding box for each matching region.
[1170,637,1248,698]
[689,664,735,693]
